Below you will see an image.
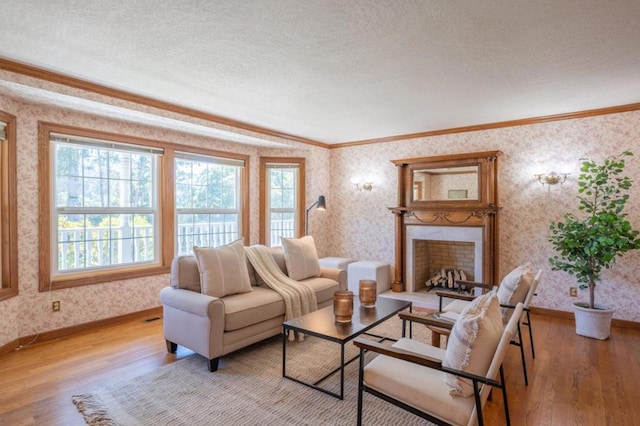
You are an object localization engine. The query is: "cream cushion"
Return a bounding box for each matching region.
[364,338,474,426]
[193,239,252,298]
[443,293,503,396]
[169,255,201,292]
[497,264,534,317]
[281,235,321,281]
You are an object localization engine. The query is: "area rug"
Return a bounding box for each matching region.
[72,315,437,425]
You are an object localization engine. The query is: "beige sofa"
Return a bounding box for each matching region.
[160,246,346,371]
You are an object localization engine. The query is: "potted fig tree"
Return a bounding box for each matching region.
[548,150,640,340]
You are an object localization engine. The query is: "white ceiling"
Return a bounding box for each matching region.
[1,1,640,145]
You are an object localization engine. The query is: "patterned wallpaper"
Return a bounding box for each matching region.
[329,112,640,322]
[0,94,330,348]
[0,90,639,349]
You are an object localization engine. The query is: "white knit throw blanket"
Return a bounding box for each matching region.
[245,245,318,328]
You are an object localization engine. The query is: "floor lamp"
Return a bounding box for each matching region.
[305,195,326,235]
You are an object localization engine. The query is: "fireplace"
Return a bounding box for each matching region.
[406,226,483,293]
[415,240,475,290]
[389,151,501,292]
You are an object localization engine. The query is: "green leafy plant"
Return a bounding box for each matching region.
[548,150,640,309]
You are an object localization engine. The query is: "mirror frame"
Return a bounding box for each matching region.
[393,151,500,209]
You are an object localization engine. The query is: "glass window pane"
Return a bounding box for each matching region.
[52,137,159,274]
[174,155,242,255]
[265,163,299,246]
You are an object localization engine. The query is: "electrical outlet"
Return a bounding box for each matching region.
[569,287,578,297]
[52,300,61,312]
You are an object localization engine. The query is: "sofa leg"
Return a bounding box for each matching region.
[208,358,219,372]
[166,340,177,354]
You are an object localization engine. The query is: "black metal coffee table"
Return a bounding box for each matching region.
[282,297,412,399]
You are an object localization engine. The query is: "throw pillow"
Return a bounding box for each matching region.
[442,293,503,397]
[193,239,252,298]
[169,255,201,292]
[497,263,534,318]
[281,235,321,281]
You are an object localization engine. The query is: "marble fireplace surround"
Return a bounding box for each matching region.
[405,225,483,293]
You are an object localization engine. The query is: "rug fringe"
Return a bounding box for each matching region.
[72,393,117,426]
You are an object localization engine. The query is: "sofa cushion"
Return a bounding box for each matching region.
[170,255,201,292]
[300,276,340,305]
[193,239,253,298]
[281,235,321,281]
[222,287,285,331]
[443,293,502,397]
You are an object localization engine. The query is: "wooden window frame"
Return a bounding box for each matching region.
[38,122,249,291]
[174,149,249,255]
[0,111,18,301]
[259,157,305,245]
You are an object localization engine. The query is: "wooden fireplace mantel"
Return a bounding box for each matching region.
[389,151,502,292]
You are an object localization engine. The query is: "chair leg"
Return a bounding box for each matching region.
[357,348,365,426]
[525,310,535,359]
[517,324,528,386]
[500,366,511,426]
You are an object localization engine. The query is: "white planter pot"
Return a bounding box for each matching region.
[573,302,614,340]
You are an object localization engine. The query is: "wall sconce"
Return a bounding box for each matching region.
[351,178,373,191]
[534,171,570,187]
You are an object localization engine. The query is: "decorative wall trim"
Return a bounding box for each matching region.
[331,103,640,149]
[3,57,639,150]
[0,306,163,357]
[531,307,640,330]
[0,57,328,148]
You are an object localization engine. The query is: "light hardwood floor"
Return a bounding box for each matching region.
[0,311,639,425]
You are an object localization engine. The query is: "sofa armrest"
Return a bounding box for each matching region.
[160,286,223,318]
[319,267,347,291]
[160,286,226,361]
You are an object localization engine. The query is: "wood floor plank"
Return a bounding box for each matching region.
[0,312,638,425]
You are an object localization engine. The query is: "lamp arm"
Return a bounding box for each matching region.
[305,201,318,235]
[305,201,319,215]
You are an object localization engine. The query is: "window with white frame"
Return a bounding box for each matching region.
[175,152,244,255]
[51,134,162,274]
[261,159,304,246]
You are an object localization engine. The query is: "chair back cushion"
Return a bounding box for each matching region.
[193,239,253,298]
[497,264,534,318]
[281,235,321,281]
[443,293,503,397]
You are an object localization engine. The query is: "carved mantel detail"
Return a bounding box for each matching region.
[389,151,502,292]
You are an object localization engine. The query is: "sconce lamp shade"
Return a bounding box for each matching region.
[305,195,327,235]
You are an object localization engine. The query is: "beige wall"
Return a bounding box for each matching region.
[0,93,330,348]
[1,78,639,349]
[329,112,640,322]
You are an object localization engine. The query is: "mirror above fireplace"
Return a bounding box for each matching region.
[412,165,479,201]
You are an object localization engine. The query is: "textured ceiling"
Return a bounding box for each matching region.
[1,1,640,144]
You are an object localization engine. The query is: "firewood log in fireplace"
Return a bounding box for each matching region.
[425,268,467,291]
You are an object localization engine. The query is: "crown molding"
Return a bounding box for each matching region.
[0,57,329,148]
[330,102,640,149]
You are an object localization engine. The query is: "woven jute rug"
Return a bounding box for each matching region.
[72,314,437,425]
